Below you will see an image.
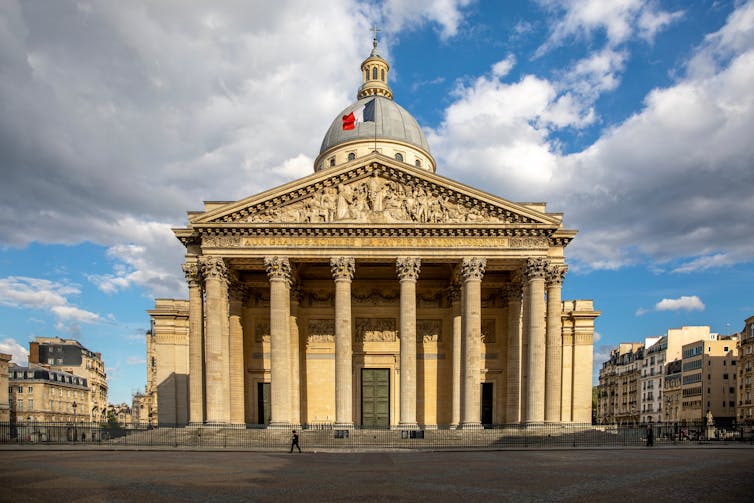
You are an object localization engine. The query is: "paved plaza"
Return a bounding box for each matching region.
[2,447,754,502]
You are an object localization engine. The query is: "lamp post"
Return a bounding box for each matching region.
[72,401,78,442]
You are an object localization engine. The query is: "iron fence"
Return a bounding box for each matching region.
[1,421,751,450]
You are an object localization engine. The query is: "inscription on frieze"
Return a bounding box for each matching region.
[417,319,442,342]
[240,236,510,249]
[355,318,397,342]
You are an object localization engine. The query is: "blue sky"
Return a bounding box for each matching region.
[1,0,753,404]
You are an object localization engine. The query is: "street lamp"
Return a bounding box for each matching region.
[72,401,78,442]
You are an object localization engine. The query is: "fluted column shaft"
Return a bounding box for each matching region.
[397,257,421,428]
[460,257,486,429]
[289,287,302,426]
[545,265,567,423]
[524,257,548,424]
[331,257,355,428]
[201,256,229,423]
[228,279,246,425]
[265,256,292,427]
[449,285,462,428]
[505,278,523,424]
[183,261,205,425]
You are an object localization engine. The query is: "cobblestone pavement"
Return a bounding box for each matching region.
[3,448,753,502]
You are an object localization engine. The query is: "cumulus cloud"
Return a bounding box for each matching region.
[535,0,683,55]
[655,295,705,312]
[0,276,101,324]
[636,295,706,316]
[381,0,473,40]
[0,337,29,365]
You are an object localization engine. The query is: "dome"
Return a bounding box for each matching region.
[319,96,431,155]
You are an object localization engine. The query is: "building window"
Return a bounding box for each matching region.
[329,157,335,167]
[415,159,421,167]
[28,399,33,409]
[395,153,403,162]
[372,67,378,80]
[17,399,23,410]
[347,152,355,161]
[724,374,729,380]
[381,68,385,81]
[28,386,32,393]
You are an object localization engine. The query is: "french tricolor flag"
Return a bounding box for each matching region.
[342,99,376,130]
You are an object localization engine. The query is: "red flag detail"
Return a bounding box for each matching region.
[342,112,356,130]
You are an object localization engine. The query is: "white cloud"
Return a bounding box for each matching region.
[0,276,101,324]
[0,337,28,365]
[536,0,683,54]
[381,0,473,40]
[636,307,649,317]
[672,253,735,273]
[655,295,705,312]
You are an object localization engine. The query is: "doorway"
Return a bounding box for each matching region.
[361,368,390,427]
[257,382,270,425]
[481,382,493,427]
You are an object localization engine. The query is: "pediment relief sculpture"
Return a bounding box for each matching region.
[218,171,535,226]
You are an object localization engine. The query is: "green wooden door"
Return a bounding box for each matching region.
[361,368,390,427]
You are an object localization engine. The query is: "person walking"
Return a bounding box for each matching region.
[646,424,654,447]
[290,429,301,453]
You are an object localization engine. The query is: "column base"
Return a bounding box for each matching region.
[397,422,420,430]
[333,422,354,430]
[457,422,483,430]
[449,423,459,430]
[268,421,292,430]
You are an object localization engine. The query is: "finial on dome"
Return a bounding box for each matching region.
[358,26,393,100]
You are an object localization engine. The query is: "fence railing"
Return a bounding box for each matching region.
[1,421,751,449]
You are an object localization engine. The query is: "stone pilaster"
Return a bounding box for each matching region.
[199,256,229,424]
[504,276,523,424]
[396,257,421,428]
[228,276,246,425]
[183,261,205,425]
[524,257,548,424]
[265,256,292,427]
[459,257,486,429]
[447,283,462,429]
[289,285,302,427]
[545,264,567,423]
[331,256,355,428]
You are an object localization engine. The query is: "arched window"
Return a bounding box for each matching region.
[347,152,356,161]
[329,157,335,167]
[395,153,403,162]
[381,69,385,81]
[372,67,378,80]
[415,159,421,167]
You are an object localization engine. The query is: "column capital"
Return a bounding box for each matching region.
[264,256,292,285]
[228,274,247,303]
[182,261,203,287]
[546,264,568,287]
[396,257,421,281]
[330,256,355,281]
[446,283,461,305]
[523,257,549,281]
[461,257,486,281]
[290,283,304,306]
[503,280,523,302]
[199,256,228,281]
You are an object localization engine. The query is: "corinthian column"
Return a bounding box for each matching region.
[331,257,355,428]
[289,285,302,427]
[228,276,246,425]
[545,264,567,423]
[397,257,421,428]
[460,257,486,429]
[200,256,229,423]
[448,283,462,428]
[524,257,548,424]
[183,261,205,425]
[504,276,523,424]
[265,256,292,427]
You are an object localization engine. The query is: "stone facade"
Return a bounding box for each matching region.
[737,316,754,427]
[0,353,10,422]
[28,337,108,422]
[148,41,599,428]
[8,364,88,422]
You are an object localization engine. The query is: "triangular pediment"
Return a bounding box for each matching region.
[191,154,561,228]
